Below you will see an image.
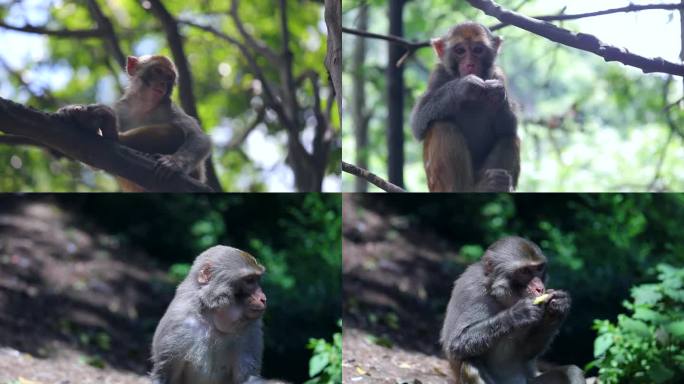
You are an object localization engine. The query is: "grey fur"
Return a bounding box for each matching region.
[440,237,584,384]
[151,245,265,384]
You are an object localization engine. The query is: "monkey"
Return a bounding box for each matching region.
[410,21,520,192]
[151,245,267,384]
[56,55,212,192]
[440,236,585,384]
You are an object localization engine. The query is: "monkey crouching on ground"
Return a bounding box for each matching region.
[151,246,268,384]
[411,22,520,192]
[440,236,585,384]
[57,55,211,192]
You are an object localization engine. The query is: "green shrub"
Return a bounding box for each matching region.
[589,264,684,383]
[304,321,342,384]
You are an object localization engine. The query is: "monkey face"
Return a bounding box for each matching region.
[237,274,267,318]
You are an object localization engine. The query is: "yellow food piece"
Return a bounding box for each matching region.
[533,293,551,305]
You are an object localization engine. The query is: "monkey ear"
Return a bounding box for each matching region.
[197,263,212,284]
[430,37,446,58]
[493,36,503,54]
[126,56,140,76]
[483,258,493,275]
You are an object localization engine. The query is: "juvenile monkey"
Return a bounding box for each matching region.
[151,246,267,384]
[441,237,585,384]
[57,55,211,192]
[411,22,520,192]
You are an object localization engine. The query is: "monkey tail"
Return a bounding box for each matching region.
[423,122,475,192]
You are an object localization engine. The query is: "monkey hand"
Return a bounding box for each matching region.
[510,297,544,327]
[484,79,506,108]
[454,74,487,103]
[56,104,118,140]
[476,169,513,192]
[544,289,571,317]
[152,154,184,180]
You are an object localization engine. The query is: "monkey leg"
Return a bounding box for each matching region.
[531,365,585,384]
[475,135,520,192]
[116,123,185,192]
[423,122,476,192]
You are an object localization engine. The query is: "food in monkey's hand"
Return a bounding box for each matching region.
[533,293,552,305]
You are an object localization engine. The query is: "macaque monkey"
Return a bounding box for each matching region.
[57,55,211,191]
[411,22,520,192]
[441,236,585,384]
[151,246,267,384]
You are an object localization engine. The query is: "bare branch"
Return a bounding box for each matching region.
[0,21,104,38]
[86,0,127,67]
[0,97,212,192]
[466,0,684,76]
[226,108,265,150]
[229,0,279,63]
[492,3,683,31]
[342,161,406,192]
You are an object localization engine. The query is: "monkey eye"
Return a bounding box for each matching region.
[472,46,484,55]
[454,47,466,55]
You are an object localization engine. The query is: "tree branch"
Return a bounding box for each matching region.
[342,161,406,192]
[0,21,104,38]
[491,3,683,31]
[0,97,213,192]
[466,0,684,76]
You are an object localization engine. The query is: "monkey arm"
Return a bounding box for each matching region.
[411,66,478,140]
[444,303,519,359]
[168,117,212,174]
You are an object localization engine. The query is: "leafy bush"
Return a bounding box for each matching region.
[589,264,684,383]
[304,321,342,384]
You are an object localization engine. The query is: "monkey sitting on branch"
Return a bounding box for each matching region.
[57,55,212,192]
[411,22,520,192]
[441,236,585,384]
[151,246,270,384]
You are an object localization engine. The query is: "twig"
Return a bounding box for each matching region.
[466,0,684,76]
[342,161,406,192]
[491,3,682,31]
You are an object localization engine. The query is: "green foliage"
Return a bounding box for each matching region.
[304,321,342,384]
[168,263,191,284]
[590,264,684,384]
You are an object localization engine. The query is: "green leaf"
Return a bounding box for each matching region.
[594,333,613,357]
[308,354,329,377]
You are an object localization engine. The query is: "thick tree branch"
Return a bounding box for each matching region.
[466,0,684,76]
[0,98,212,192]
[342,161,406,192]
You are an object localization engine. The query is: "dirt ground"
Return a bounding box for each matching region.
[0,198,173,384]
[342,195,466,383]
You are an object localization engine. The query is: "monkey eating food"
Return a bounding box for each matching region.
[57,54,211,192]
[151,246,267,384]
[440,236,585,384]
[411,21,520,192]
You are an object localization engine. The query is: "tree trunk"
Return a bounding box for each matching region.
[352,4,369,192]
[386,0,405,188]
